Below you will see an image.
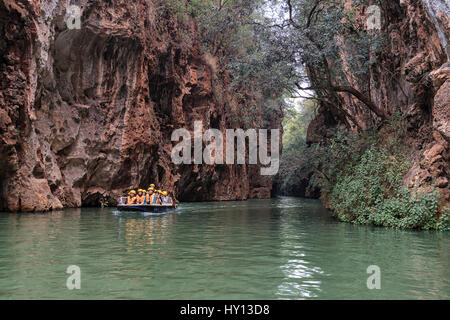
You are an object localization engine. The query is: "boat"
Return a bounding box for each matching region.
[116,203,176,213]
[116,197,177,212]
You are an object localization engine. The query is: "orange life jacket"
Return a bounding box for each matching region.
[136,195,145,203]
[146,193,154,204]
[127,196,137,204]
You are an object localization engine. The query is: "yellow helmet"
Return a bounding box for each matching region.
[162,191,168,196]
[149,184,155,188]
[128,190,136,195]
[147,187,154,191]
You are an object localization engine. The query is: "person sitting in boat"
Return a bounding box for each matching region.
[161,191,172,205]
[127,190,137,204]
[146,188,155,204]
[166,193,174,205]
[160,191,167,204]
[136,189,146,204]
[153,190,163,205]
[150,190,159,205]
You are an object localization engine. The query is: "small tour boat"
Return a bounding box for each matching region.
[117,203,176,213]
[116,197,177,213]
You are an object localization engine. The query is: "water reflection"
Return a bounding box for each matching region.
[276,198,325,299]
[117,213,177,253]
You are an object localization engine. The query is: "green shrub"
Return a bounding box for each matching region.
[438,207,450,231]
[312,130,445,231]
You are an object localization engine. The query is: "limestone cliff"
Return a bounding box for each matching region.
[0,0,280,212]
[306,0,449,207]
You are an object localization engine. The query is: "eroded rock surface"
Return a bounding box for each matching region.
[0,0,280,211]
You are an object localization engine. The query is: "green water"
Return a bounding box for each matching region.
[0,197,448,299]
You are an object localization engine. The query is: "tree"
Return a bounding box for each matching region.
[230,0,388,123]
[176,0,388,125]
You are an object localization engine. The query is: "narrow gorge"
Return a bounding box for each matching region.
[0,0,449,301]
[0,0,449,226]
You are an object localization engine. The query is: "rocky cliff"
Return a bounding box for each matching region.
[306,0,449,207]
[0,0,280,212]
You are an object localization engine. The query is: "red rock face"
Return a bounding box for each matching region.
[0,0,280,212]
[307,0,449,206]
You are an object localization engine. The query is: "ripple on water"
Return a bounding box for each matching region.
[0,198,448,299]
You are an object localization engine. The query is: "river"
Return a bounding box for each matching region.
[0,197,448,299]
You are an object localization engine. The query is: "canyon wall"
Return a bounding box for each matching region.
[306,0,449,207]
[0,0,280,212]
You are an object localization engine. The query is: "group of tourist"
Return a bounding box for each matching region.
[122,184,174,205]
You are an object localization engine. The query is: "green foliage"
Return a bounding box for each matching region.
[438,207,450,232]
[279,99,318,195]
[283,99,317,151]
[163,0,287,120]
[181,0,258,57]
[311,129,445,231]
[160,0,390,124]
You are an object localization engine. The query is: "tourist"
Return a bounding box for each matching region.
[167,193,174,205]
[161,191,170,204]
[127,190,137,204]
[146,188,155,204]
[136,189,146,204]
[155,190,163,205]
